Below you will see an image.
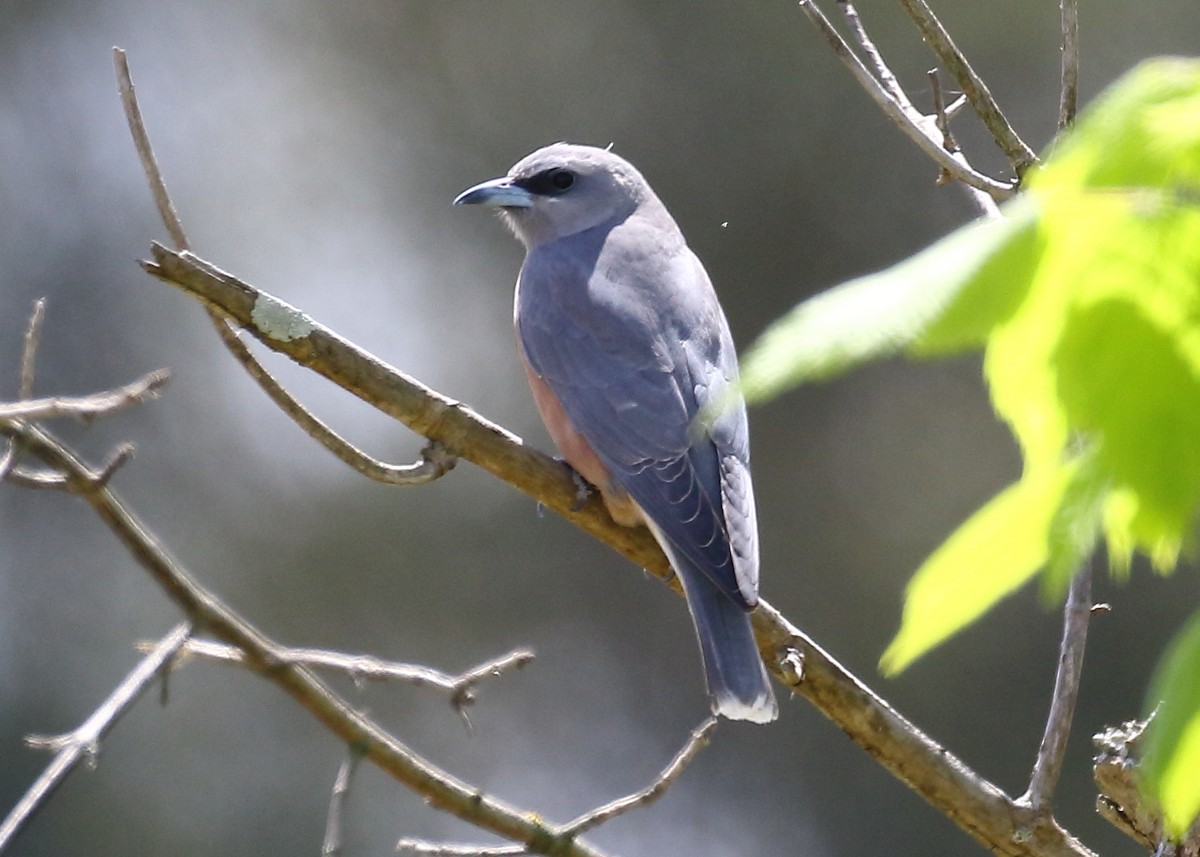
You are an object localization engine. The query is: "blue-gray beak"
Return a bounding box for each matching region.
[453,176,534,208]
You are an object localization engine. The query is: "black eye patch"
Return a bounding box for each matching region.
[515,168,576,196]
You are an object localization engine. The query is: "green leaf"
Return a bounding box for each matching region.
[880,460,1079,675]
[1143,610,1200,837]
[737,197,1038,404]
[1041,448,1106,602]
[744,57,1200,673]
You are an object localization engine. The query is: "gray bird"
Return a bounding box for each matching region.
[456,143,777,723]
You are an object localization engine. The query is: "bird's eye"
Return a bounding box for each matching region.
[549,169,575,191]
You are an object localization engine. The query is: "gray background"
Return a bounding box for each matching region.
[2,1,1199,855]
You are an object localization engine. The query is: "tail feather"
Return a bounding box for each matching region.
[676,562,778,723]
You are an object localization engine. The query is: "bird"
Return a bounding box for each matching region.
[455,143,777,723]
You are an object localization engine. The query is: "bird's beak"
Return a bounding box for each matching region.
[453,177,534,209]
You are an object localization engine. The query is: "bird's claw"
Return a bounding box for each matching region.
[555,457,596,512]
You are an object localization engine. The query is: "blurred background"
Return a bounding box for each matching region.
[2,1,1198,855]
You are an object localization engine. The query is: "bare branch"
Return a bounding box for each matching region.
[928,68,1001,219]
[895,0,1038,174]
[0,370,170,423]
[1094,717,1200,855]
[2,420,606,857]
[19,298,45,401]
[927,68,960,155]
[204,321,456,486]
[838,0,906,104]
[322,749,362,857]
[173,638,532,717]
[0,623,191,851]
[561,717,717,837]
[796,0,1016,204]
[138,247,1097,857]
[1019,563,1093,815]
[396,843,525,857]
[1058,0,1079,131]
[114,48,189,250]
[113,48,457,487]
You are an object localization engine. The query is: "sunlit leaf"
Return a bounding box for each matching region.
[880,460,1078,675]
[738,198,1038,403]
[1143,611,1200,837]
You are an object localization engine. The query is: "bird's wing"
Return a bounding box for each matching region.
[517,224,759,606]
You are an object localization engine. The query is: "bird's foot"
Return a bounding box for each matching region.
[555,457,597,512]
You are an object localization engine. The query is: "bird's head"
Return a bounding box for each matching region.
[454,143,651,248]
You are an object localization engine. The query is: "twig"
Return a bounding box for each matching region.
[114,49,189,250]
[204,321,456,485]
[19,298,45,401]
[0,623,191,852]
[174,638,532,719]
[322,748,362,857]
[399,720,714,855]
[1058,0,1079,131]
[560,717,717,837]
[1,299,49,480]
[396,844,524,857]
[138,244,1100,857]
[112,47,456,488]
[1019,563,1093,815]
[895,0,1038,175]
[927,68,960,155]
[838,0,906,104]
[1,420,606,857]
[0,370,170,423]
[796,0,1016,205]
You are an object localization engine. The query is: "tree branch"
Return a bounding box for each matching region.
[137,246,1096,857]
[0,370,170,422]
[0,623,192,851]
[113,47,456,488]
[1058,0,1079,131]
[895,0,1039,174]
[1019,564,1093,815]
[174,638,533,724]
[797,0,1014,210]
[399,719,716,855]
[322,748,362,857]
[0,418,608,857]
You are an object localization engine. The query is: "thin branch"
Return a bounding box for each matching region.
[838,0,906,104]
[113,48,457,488]
[204,321,456,485]
[138,246,1097,857]
[174,638,532,718]
[1020,564,1093,815]
[927,69,1000,219]
[895,0,1038,175]
[796,0,1016,205]
[1,419,606,857]
[114,49,189,250]
[1058,0,1079,131]
[396,720,713,856]
[560,717,717,837]
[322,749,362,857]
[0,370,170,423]
[0,623,191,852]
[19,298,45,401]
[396,843,524,857]
[927,68,960,155]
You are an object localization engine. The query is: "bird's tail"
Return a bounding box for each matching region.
[676,562,778,723]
